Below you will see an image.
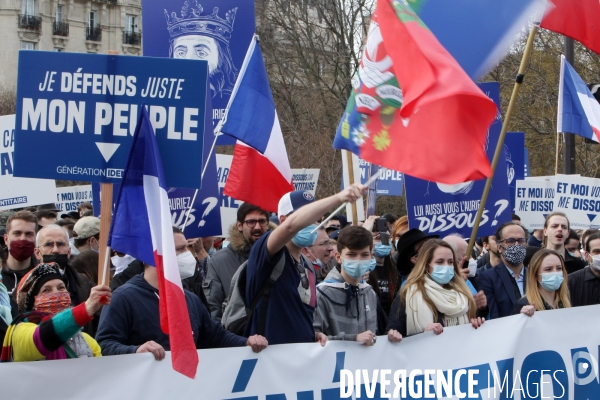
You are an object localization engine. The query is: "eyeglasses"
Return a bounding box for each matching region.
[40,241,68,250]
[500,238,527,245]
[244,219,268,228]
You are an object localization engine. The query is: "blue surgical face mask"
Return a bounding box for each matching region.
[292,225,318,248]
[208,247,215,256]
[429,265,454,285]
[374,242,392,258]
[539,272,564,292]
[369,258,376,271]
[342,258,373,279]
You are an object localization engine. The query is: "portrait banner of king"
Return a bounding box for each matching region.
[142,0,256,146]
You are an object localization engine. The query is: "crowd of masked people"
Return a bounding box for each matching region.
[0,183,598,364]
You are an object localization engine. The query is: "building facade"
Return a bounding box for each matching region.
[0,0,142,88]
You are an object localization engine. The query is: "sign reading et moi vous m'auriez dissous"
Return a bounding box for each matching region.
[13,51,208,188]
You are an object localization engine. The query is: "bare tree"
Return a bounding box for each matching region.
[256,0,373,198]
[485,28,600,178]
[0,86,16,116]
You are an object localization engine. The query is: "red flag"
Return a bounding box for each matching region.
[541,0,600,55]
[357,0,497,184]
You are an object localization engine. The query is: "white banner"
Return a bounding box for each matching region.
[0,306,598,399]
[0,115,57,210]
[552,174,600,229]
[515,178,556,229]
[216,154,320,236]
[55,185,93,214]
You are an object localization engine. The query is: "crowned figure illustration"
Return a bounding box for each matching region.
[165,0,239,98]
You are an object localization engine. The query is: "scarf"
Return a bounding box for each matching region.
[405,277,470,336]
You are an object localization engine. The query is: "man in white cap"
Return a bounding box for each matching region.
[72,216,101,254]
[245,184,366,345]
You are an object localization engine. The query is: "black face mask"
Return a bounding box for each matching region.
[42,254,69,270]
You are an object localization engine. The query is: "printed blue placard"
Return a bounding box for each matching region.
[13,51,208,188]
[142,0,256,146]
[92,89,222,237]
[505,132,525,212]
[405,82,512,237]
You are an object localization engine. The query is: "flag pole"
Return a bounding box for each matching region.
[555,133,561,174]
[466,23,539,258]
[182,123,222,233]
[97,183,113,289]
[311,170,381,234]
[345,150,359,225]
[182,35,260,233]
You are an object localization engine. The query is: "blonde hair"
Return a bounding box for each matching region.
[525,249,571,310]
[399,239,476,320]
[392,215,409,244]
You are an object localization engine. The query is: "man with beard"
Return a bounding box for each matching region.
[166,2,238,99]
[479,222,529,319]
[203,203,270,321]
[478,235,502,273]
[2,211,38,297]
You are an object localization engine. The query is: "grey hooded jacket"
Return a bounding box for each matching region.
[203,224,251,321]
[203,222,276,321]
[313,268,378,341]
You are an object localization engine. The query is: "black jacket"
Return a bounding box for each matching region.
[0,256,37,296]
[568,267,600,307]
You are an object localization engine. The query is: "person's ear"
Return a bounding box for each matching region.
[335,251,342,264]
[236,221,243,232]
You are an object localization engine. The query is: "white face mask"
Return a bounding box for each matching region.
[591,255,600,272]
[177,251,197,279]
[111,254,135,275]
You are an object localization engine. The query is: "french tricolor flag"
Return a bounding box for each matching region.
[221,35,294,212]
[558,55,600,142]
[109,107,198,378]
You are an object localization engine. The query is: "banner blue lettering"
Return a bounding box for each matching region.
[405,82,511,237]
[14,51,208,188]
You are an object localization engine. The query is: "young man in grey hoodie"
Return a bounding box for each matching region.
[314,225,403,345]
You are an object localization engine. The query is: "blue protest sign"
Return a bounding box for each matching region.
[142,0,255,146]
[344,158,403,196]
[92,89,222,237]
[405,82,511,237]
[14,51,208,188]
[505,132,525,212]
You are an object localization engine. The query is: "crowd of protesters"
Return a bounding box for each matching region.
[0,184,598,364]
